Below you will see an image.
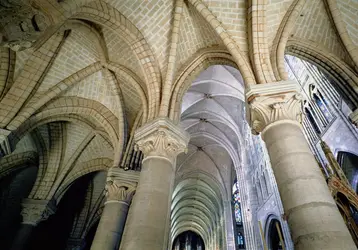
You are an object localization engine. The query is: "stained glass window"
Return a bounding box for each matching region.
[233,182,242,224]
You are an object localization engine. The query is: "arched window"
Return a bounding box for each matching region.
[172,231,205,250]
[337,151,358,193]
[232,182,242,224]
[305,107,320,134]
[313,92,333,122]
[267,219,285,250]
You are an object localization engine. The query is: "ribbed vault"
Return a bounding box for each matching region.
[1,1,358,249]
[171,65,246,250]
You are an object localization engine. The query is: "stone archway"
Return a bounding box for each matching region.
[337,151,358,193]
[266,218,285,250]
[172,230,205,250]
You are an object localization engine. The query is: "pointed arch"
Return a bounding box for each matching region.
[286,39,358,109]
[270,0,306,80]
[169,48,238,122]
[7,62,102,130]
[325,0,358,71]
[187,0,255,86]
[0,151,38,179]
[71,1,161,119]
[11,97,119,149]
[54,158,112,201]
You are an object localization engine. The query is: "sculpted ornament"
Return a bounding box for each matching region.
[135,130,187,160]
[21,199,56,226]
[246,81,304,134]
[0,0,51,51]
[105,180,136,205]
[134,118,190,164]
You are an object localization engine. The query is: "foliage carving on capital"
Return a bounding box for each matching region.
[135,130,187,160]
[134,118,190,163]
[21,199,56,226]
[248,91,304,134]
[0,0,51,51]
[105,180,136,204]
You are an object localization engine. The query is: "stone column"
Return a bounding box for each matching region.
[246,80,356,250]
[223,200,235,250]
[120,117,190,250]
[11,199,56,250]
[91,168,138,250]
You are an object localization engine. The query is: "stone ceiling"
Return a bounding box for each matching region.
[171,65,246,247]
[0,0,357,221]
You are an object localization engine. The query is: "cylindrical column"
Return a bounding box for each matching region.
[262,121,355,249]
[10,224,35,250]
[91,181,135,250]
[120,157,174,250]
[223,200,236,249]
[246,81,356,250]
[119,118,190,250]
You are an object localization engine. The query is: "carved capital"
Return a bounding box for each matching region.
[134,117,190,165]
[105,180,136,205]
[21,199,56,226]
[246,80,303,134]
[0,1,51,51]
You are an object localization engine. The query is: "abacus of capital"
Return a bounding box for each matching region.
[10,199,56,250]
[119,117,190,250]
[91,167,139,250]
[246,80,356,249]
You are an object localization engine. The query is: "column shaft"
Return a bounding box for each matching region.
[10,198,56,250]
[262,121,355,249]
[119,117,189,250]
[10,224,34,250]
[246,81,356,249]
[90,168,138,250]
[91,202,129,250]
[120,157,174,250]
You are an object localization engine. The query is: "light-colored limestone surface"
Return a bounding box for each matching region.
[246,81,357,249]
[120,118,189,250]
[91,168,138,250]
[0,0,358,249]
